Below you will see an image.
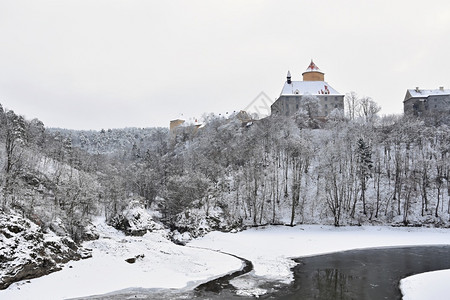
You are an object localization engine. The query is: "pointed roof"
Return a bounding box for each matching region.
[287,70,291,78]
[304,59,324,74]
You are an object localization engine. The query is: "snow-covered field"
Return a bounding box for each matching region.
[2,224,450,299]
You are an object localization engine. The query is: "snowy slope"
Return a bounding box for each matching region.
[0,217,242,300]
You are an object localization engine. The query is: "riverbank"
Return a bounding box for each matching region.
[2,224,450,299]
[400,269,450,300]
[0,218,243,300]
[190,225,450,297]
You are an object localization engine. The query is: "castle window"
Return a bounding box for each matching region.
[335,97,338,101]
[324,97,328,101]
[325,104,328,108]
[296,103,299,109]
[335,104,338,108]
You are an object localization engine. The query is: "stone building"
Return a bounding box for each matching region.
[271,60,344,118]
[403,87,450,117]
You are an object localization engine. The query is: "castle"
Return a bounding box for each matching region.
[271,60,345,118]
[403,87,450,117]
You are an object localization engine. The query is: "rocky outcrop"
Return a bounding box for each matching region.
[173,207,242,239]
[0,210,90,290]
[108,204,164,236]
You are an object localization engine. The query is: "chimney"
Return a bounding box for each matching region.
[415,87,420,92]
[287,70,292,84]
[439,86,444,91]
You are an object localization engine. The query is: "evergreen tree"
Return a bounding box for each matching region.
[356,138,373,215]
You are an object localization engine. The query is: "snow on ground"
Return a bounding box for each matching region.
[189,225,450,296]
[2,224,450,299]
[0,218,242,300]
[400,269,450,300]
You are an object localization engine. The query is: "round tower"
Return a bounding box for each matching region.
[302,60,324,81]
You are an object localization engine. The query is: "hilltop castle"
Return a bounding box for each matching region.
[271,60,344,118]
[404,87,450,117]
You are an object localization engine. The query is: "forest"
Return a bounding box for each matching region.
[0,94,449,245]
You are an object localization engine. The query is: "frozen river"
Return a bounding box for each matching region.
[86,245,450,299]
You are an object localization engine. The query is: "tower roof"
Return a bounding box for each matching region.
[303,59,324,74]
[302,59,324,81]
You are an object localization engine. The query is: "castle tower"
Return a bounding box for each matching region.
[302,60,325,81]
[271,59,345,118]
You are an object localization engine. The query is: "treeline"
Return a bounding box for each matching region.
[158,112,449,227]
[0,103,169,240]
[1,100,449,243]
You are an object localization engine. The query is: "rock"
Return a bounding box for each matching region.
[0,228,13,239]
[1,260,62,290]
[127,229,147,236]
[125,254,145,264]
[171,230,192,245]
[6,224,24,234]
[81,223,100,241]
[49,221,67,237]
[125,257,136,264]
[0,210,87,290]
[108,206,163,236]
[79,249,93,259]
[61,237,78,251]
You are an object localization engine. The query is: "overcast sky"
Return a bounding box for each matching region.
[1,0,449,130]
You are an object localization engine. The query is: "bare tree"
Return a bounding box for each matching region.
[345,92,359,121]
[358,97,381,123]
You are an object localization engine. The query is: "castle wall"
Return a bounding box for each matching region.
[404,95,450,116]
[271,95,344,118]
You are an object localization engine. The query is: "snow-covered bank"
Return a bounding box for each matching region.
[3,224,450,299]
[190,225,450,295]
[0,219,242,300]
[400,269,450,300]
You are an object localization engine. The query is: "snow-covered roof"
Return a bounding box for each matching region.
[407,88,450,98]
[280,81,342,96]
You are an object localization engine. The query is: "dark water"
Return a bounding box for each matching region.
[80,245,450,300]
[273,245,450,300]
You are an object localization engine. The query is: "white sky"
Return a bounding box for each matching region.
[1,0,450,130]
